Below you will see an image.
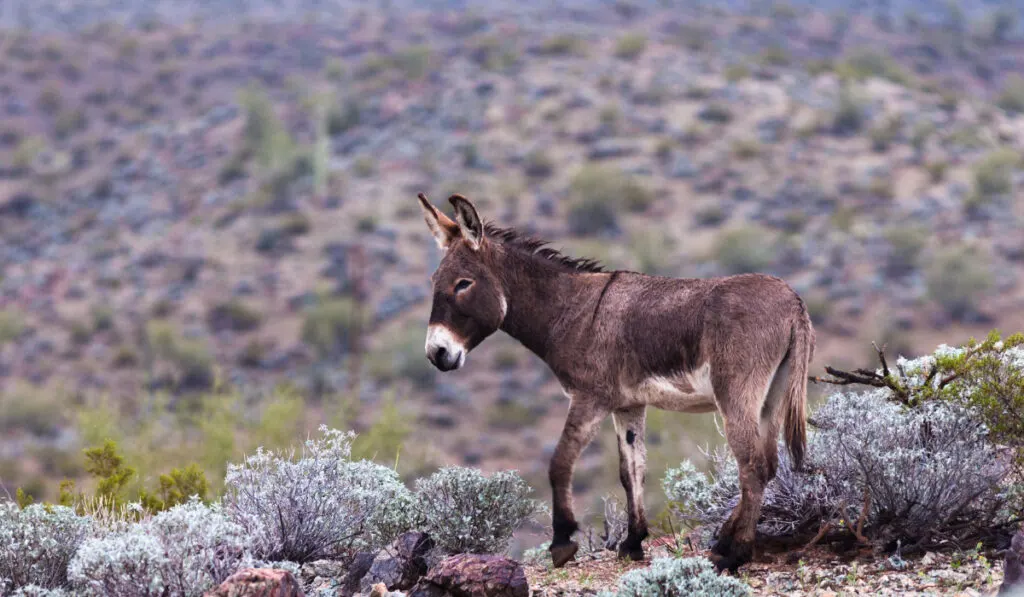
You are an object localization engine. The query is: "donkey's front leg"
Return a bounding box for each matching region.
[549,399,608,568]
[612,406,648,561]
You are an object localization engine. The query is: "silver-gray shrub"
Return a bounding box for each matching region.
[9,586,69,597]
[414,466,542,554]
[0,502,93,592]
[597,557,750,597]
[664,385,1015,547]
[223,425,417,563]
[68,499,250,597]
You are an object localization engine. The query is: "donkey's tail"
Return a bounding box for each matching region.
[784,301,815,472]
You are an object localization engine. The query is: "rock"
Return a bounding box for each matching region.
[1001,528,1023,595]
[204,568,305,597]
[360,532,435,593]
[411,554,528,597]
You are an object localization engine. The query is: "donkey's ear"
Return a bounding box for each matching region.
[417,193,459,250]
[449,194,484,251]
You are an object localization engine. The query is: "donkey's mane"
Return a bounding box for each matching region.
[484,222,605,273]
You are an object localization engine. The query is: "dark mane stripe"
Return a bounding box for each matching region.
[484,222,605,273]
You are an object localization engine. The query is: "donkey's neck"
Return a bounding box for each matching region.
[495,248,607,361]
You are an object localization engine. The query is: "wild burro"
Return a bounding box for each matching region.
[417,193,815,574]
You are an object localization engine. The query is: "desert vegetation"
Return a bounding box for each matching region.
[2,0,1024,594]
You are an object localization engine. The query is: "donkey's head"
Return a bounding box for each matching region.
[417,193,507,372]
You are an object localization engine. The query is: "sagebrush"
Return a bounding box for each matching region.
[598,557,750,597]
[223,425,416,562]
[68,500,250,597]
[664,341,1022,550]
[0,503,92,592]
[414,466,542,554]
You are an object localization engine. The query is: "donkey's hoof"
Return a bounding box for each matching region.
[616,543,645,562]
[710,536,733,557]
[710,543,752,574]
[550,541,579,568]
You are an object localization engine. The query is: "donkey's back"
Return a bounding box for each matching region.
[595,272,814,465]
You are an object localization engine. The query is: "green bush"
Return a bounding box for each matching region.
[884,225,927,277]
[567,166,652,236]
[538,34,586,56]
[835,47,913,85]
[393,45,432,79]
[206,300,262,333]
[614,33,647,61]
[523,150,555,178]
[0,309,25,345]
[713,226,775,274]
[0,384,64,438]
[926,243,993,318]
[832,85,867,135]
[300,298,365,359]
[971,147,1020,202]
[145,320,215,390]
[327,99,360,135]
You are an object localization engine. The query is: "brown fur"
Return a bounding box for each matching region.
[417,193,815,573]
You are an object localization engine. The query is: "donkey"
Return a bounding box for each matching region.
[416,192,815,573]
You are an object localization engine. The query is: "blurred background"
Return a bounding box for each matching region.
[2,0,1024,553]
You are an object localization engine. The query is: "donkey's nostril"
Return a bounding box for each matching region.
[435,346,448,362]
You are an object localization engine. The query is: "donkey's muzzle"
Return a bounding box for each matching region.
[427,344,463,371]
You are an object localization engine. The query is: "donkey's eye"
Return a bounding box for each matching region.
[454,279,473,294]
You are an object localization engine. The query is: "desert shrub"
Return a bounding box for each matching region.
[835,47,913,85]
[926,160,948,184]
[832,85,867,135]
[9,586,68,596]
[0,309,25,345]
[138,464,210,513]
[523,150,554,178]
[352,155,377,178]
[0,384,64,438]
[393,45,432,79]
[971,147,1020,202]
[597,556,750,597]
[300,298,365,359]
[36,86,63,115]
[69,500,248,597]
[206,300,262,333]
[614,33,647,61]
[697,102,732,124]
[664,342,1021,550]
[883,225,927,277]
[0,503,93,591]
[868,118,900,152]
[327,99,360,135]
[567,166,651,236]
[145,321,216,390]
[731,138,761,160]
[414,467,542,554]
[925,243,993,318]
[997,74,1024,114]
[898,332,1024,474]
[538,34,586,56]
[223,426,416,562]
[759,45,790,67]
[238,84,295,173]
[712,226,775,274]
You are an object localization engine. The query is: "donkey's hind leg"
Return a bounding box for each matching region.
[711,376,780,573]
[612,406,648,561]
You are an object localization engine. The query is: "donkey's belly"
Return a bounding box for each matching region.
[622,363,718,413]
